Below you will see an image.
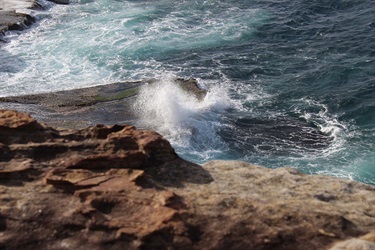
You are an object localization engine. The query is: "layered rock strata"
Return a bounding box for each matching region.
[0,110,375,250]
[0,109,185,249]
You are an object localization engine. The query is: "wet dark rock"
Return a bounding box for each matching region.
[0,78,207,129]
[48,0,69,4]
[0,11,35,36]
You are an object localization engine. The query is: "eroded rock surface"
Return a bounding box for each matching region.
[174,161,375,250]
[329,231,375,250]
[0,110,191,249]
[1,110,375,250]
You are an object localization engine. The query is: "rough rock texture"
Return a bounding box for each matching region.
[0,109,177,174]
[0,110,194,249]
[176,161,375,250]
[1,110,375,250]
[329,231,375,250]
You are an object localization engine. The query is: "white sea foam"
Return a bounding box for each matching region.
[0,0,267,97]
[292,98,350,159]
[2,0,372,184]
[133,76,231,128]
[132,76,231,160]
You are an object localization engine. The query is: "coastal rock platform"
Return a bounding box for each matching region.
[0,109,375,250]
[0,78,207,128]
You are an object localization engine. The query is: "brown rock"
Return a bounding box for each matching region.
[169,160,375,250]
[0,110,177,170]
[0,109,38,128]
[1,111,375,250]
[0,110,196,249]
[329,231,375,250]
[0,109,57,144]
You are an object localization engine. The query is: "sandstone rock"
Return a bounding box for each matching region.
[168,160,375,250]
[329,231,375,250]
[0,109,177,181]
[0,110,196,249]
[361,232,375,243]
[0,109,56,144]
[329,239,375,250]
[1,111,375,250]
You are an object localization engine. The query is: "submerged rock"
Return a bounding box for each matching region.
[0,110,374,250]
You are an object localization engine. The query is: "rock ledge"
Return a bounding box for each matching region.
[0,110,374,250]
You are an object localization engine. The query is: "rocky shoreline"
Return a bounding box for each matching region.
[0,78,206,128]
[0,0,38,41]
[0,11,35,40]
[0,0,68,42]
[1,2,375,249]
[0,109,375,249]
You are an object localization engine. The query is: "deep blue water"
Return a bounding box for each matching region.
[1,0,374,184]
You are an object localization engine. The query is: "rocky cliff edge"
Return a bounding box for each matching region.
[0,109,374,250]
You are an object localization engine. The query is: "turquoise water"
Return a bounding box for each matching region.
[1,0,374,184]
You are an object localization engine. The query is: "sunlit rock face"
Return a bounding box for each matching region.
[1,110,375,250]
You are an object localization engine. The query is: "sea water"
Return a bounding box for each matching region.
[0,0,374,184]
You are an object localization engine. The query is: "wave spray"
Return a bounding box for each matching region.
[133,76,231,162]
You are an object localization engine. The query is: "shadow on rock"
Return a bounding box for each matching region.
[143,158,214,188]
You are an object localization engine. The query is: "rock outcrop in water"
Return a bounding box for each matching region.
[0,0,40,42]
[1,109,375,250]
[0,0,69,43]
[0,11,35,40]
[0,78,207,129]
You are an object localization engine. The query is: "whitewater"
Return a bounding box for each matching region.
[0,0,374,185]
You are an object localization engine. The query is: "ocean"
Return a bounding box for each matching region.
[1,0,374,185]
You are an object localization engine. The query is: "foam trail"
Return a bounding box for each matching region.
[297,98,348,157]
